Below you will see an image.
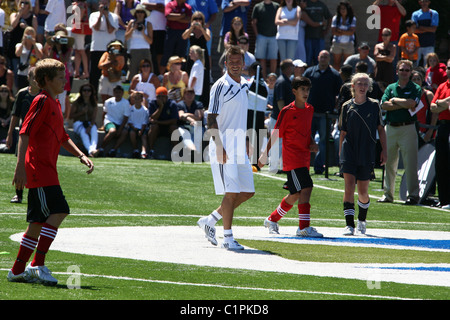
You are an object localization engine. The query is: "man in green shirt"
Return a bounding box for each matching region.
[380,59,421,205]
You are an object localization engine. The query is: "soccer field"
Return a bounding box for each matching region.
[0,153,449,304]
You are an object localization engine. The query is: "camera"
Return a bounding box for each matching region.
[136,22,144,31]
[54,36,68,45]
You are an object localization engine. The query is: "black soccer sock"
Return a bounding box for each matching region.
[16,188,23,199]
[343,202,355,228]
[357,199,370,221]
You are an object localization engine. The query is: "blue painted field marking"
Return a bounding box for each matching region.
[272,236,450,250]
[364,266,450,272]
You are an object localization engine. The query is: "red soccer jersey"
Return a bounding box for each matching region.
[431,80,450,121]
[19,91,70,188]
[275,102,314,171]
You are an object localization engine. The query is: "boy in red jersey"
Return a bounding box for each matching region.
[7,59,94,286]
[258,77,323,237]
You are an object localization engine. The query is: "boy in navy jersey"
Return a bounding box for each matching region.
[259,77,323,237]
[8,59,94,285]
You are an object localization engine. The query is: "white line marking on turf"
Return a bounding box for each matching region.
[46,270,419,300]
[1,212,448,227]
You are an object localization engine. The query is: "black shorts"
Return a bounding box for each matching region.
[340,162,373,181]
[27,185,70,223]
[286,167,314,195]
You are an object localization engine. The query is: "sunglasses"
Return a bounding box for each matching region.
[382,33,391,36]
[193,18,203,21]
[447,67,450,70]
[141,64,151,68]
[82,88,92,92]
[398,69,411,72]
[0,90,9,93]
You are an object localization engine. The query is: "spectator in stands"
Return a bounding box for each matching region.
[44,0,66,37]
[187,0,218,75]
[9,0,38,86]
[141,0,167,76]
[89,0,120,96]
[187,45,205,101]
[114,0,139,44]
[162,55,189,103]
[251,0,279,78]
[411,69,437,146]
[129,58,161,108]
[398,20,420,66]
[430,58,450,209]
[236,35,255,80]
[412,0,439,67]
[223,16,247,50]
[95,85,131,157]
[127,91,149,158]
[330,0,356,71]
[374,28,396,85]
[70,0,91,80]
[182,11,211,107]
[15,26,43,90]
[220,0,251,52]
[275,0,300,62]
[177,86,204,153]
[303,50,342,174]
[0,2,5,55]
[70,83,99,157]
[303,0,332,66]
[0,55,14,94]
[34,0,48,45]
[45,29,74,124]
[160,0,192,70]
[292,59,307,78]
[379,60,421,205]
[6,67,40,204]
[147,86,179,158]
[125,4,153,81]
[425,52,447,92]
[98,39,126,103]
[373,0,406,47]
[343,42,376,77]
[0,84,13,143]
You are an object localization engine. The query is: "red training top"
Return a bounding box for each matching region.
[19,91,70,188]
[275,102,314,171]
[431,80,450,121]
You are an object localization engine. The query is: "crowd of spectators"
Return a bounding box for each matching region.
[0,0,448,207]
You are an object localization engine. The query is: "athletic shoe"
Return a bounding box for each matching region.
[197,217,218,246]
[10,195,22,203]
[221,240,244,250]
[442,204,450,210]
[357,220,367,234]
[343,226,355,236]
[264,217,279,234]
[377,196,393,203]
[296,226,323,238]
[25,264,58,286]
[7,270,36,283]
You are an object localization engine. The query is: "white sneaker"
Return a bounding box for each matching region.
[7,270,36,283]
[264,217,279,234]
[296,226,323,238]
[197,217,218,246]
[343,226,355,236]
[25,264,58,286]
[357,220,367,234]
[221,240,244,250]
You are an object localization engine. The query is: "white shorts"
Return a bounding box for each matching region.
[211,161,255,195]
[99,75,122,96]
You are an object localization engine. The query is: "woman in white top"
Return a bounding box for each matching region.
[129,58,161,107]
[275,0,300,61]
[125,4,153,81]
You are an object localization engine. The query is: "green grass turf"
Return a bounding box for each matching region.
[0,154,449,301]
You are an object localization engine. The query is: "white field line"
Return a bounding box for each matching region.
[1,212,448,227]
[0,268,417,300]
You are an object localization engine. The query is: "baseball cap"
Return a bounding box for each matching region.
[293,59,307,68]
[156,86,168,96]
[358,42,370,50]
